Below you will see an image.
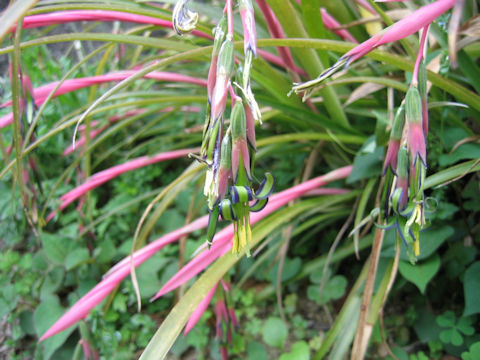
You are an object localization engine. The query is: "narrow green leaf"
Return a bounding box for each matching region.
[0,33,197,55]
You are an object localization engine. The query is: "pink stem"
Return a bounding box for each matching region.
[412,25,429,86]
[10,10,212,39]
[1,71,206,109]
[256,0,298,73]
[0,71,207,128]
[321,8,358,43]
[184,282,218,335]
[225,0,234,38]
[46,148,199,222]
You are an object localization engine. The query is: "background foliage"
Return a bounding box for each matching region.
[0,0,479,359]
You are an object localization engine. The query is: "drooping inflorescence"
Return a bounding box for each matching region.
[173,0,274,256]
[289,1,458,260]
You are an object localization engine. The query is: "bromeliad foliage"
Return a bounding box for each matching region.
[1,0,479,359]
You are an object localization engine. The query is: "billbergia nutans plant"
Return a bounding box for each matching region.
[1,0,480,359]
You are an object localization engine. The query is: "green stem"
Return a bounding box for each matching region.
[11,18,25,207]
[257,132,365,146]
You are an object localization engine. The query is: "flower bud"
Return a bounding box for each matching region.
[406,86,426,166]
[244,102,256,150]
[230,100,251,182]
[211,38,234,122]
[418,60,429,136]
[219,132,232,170]
[239,0,257,57]
[393,146,409,212]
[215,133,232,205]
[203,118,223,208]
[405,86,422,125]
[208,16,227,100]
[382,106,404,175]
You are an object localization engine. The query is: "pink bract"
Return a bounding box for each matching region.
[46,148,198,222]
[184,283,218,335]
[0,71,207,129]
[10,10,211,39]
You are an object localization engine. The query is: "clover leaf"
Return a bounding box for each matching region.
[461,342,480,360]
[436,311,475,346]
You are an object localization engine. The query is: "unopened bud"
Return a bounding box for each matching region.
[239,0,257,56]
[397,146,409,180]
[231,100,246,141]
[213,16,228,57]
[211,39,234,121]
[208,16,228,100]
[391,106,405,141]
[230,99,252,182]
[418,61,427,100]
[217,38,234,79]
[220,132,232,170]
[405,86,422,125]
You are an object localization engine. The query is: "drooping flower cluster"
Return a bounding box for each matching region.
[289,1,458,259]
[380,23,430,261]
[382,73,429,260]
[174,0,274,255]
